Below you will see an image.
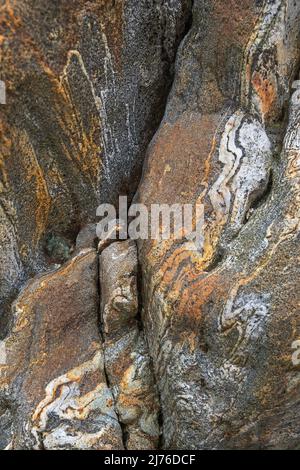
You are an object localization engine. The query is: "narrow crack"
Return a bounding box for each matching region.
[96,248,128,450]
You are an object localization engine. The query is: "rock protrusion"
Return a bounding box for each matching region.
[0,249,124,450]
[100,241,160,449]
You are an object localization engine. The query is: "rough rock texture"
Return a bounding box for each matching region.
[1,0,300,451]
[0,0,192,334]
[100,240,160,449]
[0,249,124,449]
[135,0,300,449]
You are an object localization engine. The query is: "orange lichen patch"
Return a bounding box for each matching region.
[106,397,114,407]
[19,131,51,247]
[177,269,223,318]
[118,393,142,410]
[159,246,194,286]
[79,116,102,173]
[252,72,277,120]
[117,369,148,407]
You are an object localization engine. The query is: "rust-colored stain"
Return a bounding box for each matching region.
[20,131,51,247]
[213,0,258,44]
[0,0,21,38]
[252,72,277,120]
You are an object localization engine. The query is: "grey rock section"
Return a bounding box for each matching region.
[0,406,12,449]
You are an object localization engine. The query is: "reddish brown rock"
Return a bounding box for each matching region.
[0,249,124,449]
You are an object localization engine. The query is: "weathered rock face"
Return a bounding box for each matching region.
[135,0,300,449]
[0,0,192,334]
[0,249,124,449]
[100,240,160,449]
[1,0,300,451]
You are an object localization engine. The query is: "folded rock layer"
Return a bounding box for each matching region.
[0,0,192,333]
[1,0,300,450]
[135,0,300,449]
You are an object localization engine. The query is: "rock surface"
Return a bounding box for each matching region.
[135,0,300,449]
[100,240,160,449]
[0,249,124,449]
[0,0,192,334]
[1,0,300,450]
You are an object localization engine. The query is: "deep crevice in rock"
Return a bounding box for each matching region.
[129,3,196,450]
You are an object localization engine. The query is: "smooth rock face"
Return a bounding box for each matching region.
[1,0,300,451]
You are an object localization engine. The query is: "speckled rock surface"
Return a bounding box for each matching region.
[0,249,124,449]
[135,0,300,449]
[100,240,160,449]
[0,0,192,334]
[1,0,300,451]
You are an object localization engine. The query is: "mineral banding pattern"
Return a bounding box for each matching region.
[0,0,300,451]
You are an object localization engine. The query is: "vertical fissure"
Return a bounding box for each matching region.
[96,249,128,450]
